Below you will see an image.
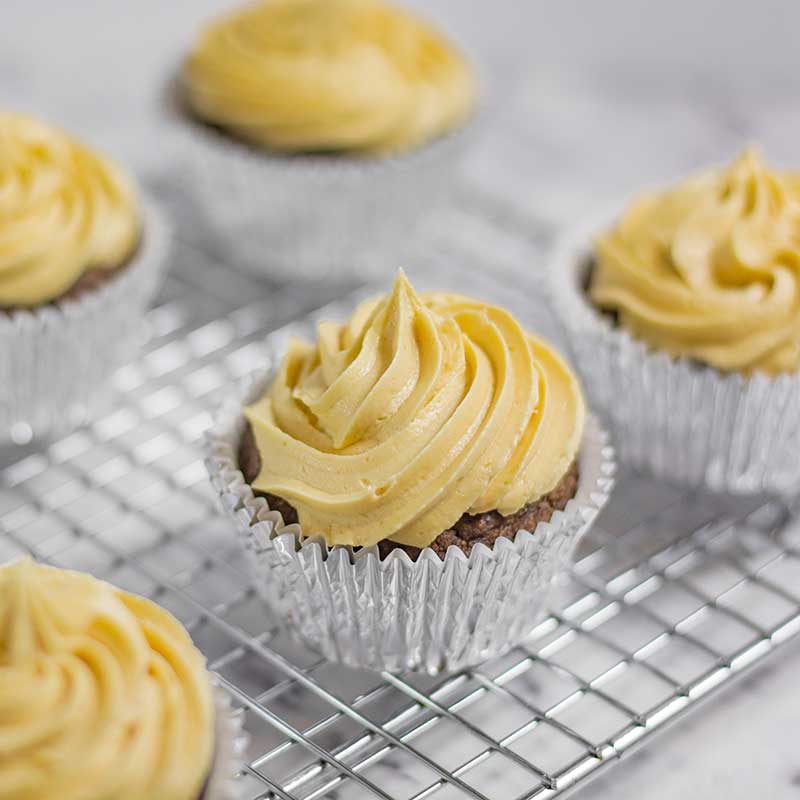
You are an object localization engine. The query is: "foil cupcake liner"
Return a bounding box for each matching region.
[204,684,249,800]
[170,96,474,282]
[205,368,615,674]
[548,209,800,496]
[0,198,171,443]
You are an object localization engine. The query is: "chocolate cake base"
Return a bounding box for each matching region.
[238,422,579,560]
[1,239,140,315]
[172,79,347,159]
[583,257,620,326]
[586,259,717,372]
[197,760,213,800]
[59,260,131,301]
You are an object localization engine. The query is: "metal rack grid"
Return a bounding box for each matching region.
[1,190,800,800]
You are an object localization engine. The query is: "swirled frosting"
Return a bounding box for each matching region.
[0,559,214,800]
[591,148,800,374]
[181,0,475,155]
[244,271,585,549]
[0,113,139,308]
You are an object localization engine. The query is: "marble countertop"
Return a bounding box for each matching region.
[571,638,800,799]
[4,2,800,798]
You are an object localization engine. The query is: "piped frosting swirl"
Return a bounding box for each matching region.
[0,559,214,800]
[244,271,585,549]
[591,147,800,374]
[0,113,139,309]
[181,0,475,155]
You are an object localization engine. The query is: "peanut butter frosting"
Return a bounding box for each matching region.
[0,113,139,308]
[181,0,475,155]
[0,559,214,800]
[591,148,800,375]
[244,271,585,549]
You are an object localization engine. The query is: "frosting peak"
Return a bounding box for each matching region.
[182,0,475,155]
[0,559,214,800]
[245,272,585,548]
[591,147,800,374]
[0,113,139,308]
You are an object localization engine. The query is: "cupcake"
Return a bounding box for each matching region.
[0,112,170,442]
[0,558,244,800]
[173,0,476,280]
[207,272,614,672]
[550,147,800,494]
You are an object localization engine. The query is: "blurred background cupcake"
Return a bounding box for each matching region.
[0,558,244,800]
[550,148,800,495]
[207,271,614,672]
[0,112,170,443]
[170,0,477,281]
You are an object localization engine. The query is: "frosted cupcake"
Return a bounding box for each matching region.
[0,558,243,800]
[0,112,170,442]
[173,0,476,279]
[207,272,614,672]
[550,148,800,494]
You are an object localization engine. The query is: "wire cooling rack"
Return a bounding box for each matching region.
[1,187,800,800]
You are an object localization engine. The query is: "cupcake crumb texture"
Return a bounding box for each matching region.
[238,270,585,552]
[239,421,578,558]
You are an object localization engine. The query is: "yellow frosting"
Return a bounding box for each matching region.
[245,271,585,549]
[0,559,214,800]
[0,113,139,308]
[591,148,800,375]
[181,0,475,155]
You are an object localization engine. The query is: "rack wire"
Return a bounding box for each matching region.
[1,186,799,800]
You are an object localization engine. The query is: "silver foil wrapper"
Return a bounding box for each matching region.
[548,211,800,496]
[0,199,171,443]
[174,111,473,282]
[205,685,249,800]
[205,370,615,674]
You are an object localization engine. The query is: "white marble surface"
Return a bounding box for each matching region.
[572,637,800,799]
[4,2,800,798]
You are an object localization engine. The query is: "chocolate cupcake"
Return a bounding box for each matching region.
[237,420,580,560]
[170,0,477,279]
[0,112,171,442]
[207,272,614,672]
[550,148,800,494]
[0,558,244,800]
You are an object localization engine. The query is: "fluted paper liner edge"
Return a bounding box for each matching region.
[205,368,615,673]
[205,684,249,800]
[548,207,800,496]
[0,198,172,442]
[164,78,474,281]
